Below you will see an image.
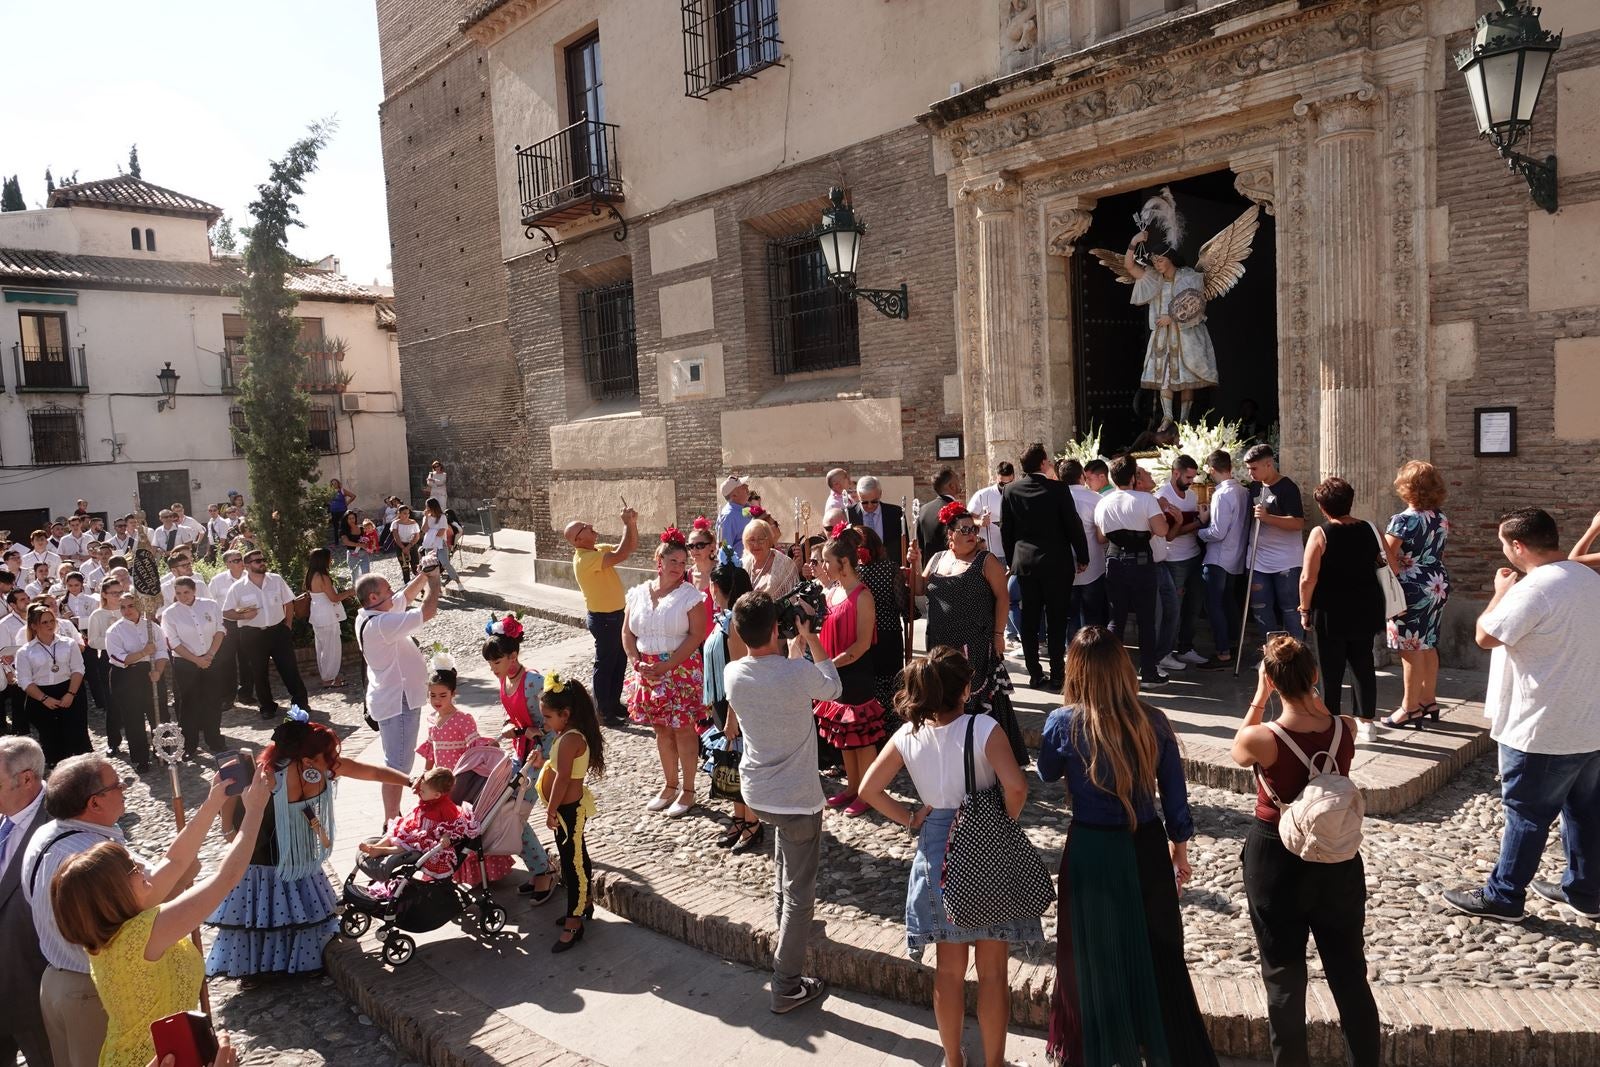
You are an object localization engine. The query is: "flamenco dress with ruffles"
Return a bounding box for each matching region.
[813,582,887,750]
[204,766,340,977]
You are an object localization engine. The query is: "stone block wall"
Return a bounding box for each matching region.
[1430,26,1600,643]
[377,2,529,521]
[508,125,963,559]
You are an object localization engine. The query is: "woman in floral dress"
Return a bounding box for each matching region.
[1381,461,1450,727]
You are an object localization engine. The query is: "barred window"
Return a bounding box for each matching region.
[229,405,247,456]
[767,232,858,375]
[682,0,781,98]
[577,281,639,401]
[29,409,84,465]
[308,405,337,454]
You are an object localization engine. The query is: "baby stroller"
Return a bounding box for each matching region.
[337,748,535,966]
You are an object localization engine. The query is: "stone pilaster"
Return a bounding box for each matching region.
[961,173,1030,470]
[1306,90,1384,518]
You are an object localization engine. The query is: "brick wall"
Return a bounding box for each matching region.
[509,125,962,558]
[1430,29,1600,625]
[377,3,530,521]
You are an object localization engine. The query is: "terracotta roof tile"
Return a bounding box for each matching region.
[0,247,382,302]
[375,301,397,329]
[47,176,223,222]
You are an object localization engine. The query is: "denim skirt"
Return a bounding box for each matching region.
[905,806,1045,962]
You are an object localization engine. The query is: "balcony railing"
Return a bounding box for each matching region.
[304,355,344,392]
[11,344,89,392]
[515,117,624,225]
[220,349,244,392]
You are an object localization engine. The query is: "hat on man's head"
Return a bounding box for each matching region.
[242,548,267,561]
[718,475,746,499]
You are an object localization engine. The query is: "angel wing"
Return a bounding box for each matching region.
[1089,248,1136,285]
[1196,204,1260,302]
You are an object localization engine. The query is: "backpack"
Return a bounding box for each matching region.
[1255,717,1365,863]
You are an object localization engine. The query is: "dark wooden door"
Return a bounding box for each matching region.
[1071,250,1149,450]
[565,32,606,193]
[137,469,191,525]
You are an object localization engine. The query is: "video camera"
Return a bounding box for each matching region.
[775,579,828,641]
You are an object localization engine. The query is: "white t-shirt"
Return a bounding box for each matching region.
[1094,489,1164,549]
[891,715,999,810]
[1480,561,1600,755]
[1156,482,1201,562]
[967,484,1007,560]
[421,515,451,551]
[1069,485,1108,585]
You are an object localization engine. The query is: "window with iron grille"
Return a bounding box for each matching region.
[229,406,247,456]
[308,405,337,454]
[682,0,781,98]
[577,281,639,401]
[767,232,859,375]
[28,409,84,465]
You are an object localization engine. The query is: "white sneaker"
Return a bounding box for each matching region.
[1158,654,1189,672]
[1357,720,1378,743]
[1178,649,1209,665]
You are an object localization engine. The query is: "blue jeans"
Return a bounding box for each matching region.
[377,698,421,772]
[1203,564,1240,658]
[587,610,627,717]
[432,542,461,584]
[1164,556,1204,654]
[346,548,371,579]
[1006,573,1045,643]
[1250,568,1305,642]
[1155,563,1180,660]
[1485,745,1600,912]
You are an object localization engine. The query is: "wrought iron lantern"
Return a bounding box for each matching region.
[1454,0,1562,213]
[156,362,180,411]
[817,187,909,320]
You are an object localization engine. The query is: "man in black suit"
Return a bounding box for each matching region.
[0,738,50,1067]
[917,467,962,559]
[845,476,905,567]
[1002,442,1089,689]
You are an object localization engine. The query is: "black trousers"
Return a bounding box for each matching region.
[1312,618,1379,720]
[171,658,224,752]
[0,684,27,735]
[1242,821,1381,1067]
[1106,556,1162,678]
[109,662,155,767]
[1017,568,1070,682]
[554,798,594,920]
[238,623,309,717]
[217,619,250,705]
[26,681,90,767]
[84,646,112,709]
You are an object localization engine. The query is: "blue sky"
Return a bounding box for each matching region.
[4,1,392,285]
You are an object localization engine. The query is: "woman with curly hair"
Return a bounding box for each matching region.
[1381,460,1450,727]
[624,528,708,818]
[204,713,412,978]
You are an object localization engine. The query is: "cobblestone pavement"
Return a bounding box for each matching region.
[94,554,1597,1064]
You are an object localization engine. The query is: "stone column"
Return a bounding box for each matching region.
[1306,91,1383,518]
[1045,198,1095,444]
[962,173,1029,470]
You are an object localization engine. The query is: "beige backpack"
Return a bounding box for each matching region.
[1256,717,1365,863]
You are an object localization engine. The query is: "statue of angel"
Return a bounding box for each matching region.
[1092,190,1261,423]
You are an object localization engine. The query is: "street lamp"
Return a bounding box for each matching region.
[817,187,909,320]
[1454,0,1562,213]
[156,362,180,411]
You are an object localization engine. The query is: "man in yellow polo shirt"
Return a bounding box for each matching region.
[564,507,638,722]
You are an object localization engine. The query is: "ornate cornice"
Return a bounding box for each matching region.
[461,0,554,46]
[958,170,1022,211]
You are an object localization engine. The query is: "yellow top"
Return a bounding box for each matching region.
[89,907,203,1067]
[537,730,591,805]
[573,544,625,613]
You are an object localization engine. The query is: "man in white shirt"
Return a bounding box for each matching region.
[1061,460,1109,631]
[1095,456,1170,687]
[968,461,1021,647]
[354,563,441,821]
[205,503,233,561]
[221,548,308,720]
[159,552,201,614]
[79,544,107,592]
[106,517,135,558]
[19,532,60,576]
[55,516,91,564]
[1196,449,1248,669]
[1443,508,1600,924]
[105,594,166,770]
[161,577,225,756]
[1157,456,1207,671]
[171,503,206,558]
[0,589,24,736]
[148,510,196,559]
[209,549,251,708]
[0,737,52,1067]
[1241,443,1306,643]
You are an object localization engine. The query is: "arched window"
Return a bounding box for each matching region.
[131,227,142,250]
[145,228,156,252]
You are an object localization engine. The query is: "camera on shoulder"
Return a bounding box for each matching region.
[774,580,828,640]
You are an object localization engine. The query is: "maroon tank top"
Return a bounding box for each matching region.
[1253,717,1356,823]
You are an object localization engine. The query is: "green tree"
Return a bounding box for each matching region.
[233,121,334,580]
[44,167,54,195]
[127,144,141,179]
[210,215,238,254]
[1,176,24,212]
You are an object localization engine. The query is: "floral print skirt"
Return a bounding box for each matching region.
[625,651,705,731]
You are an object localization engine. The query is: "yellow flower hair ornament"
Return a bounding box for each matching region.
[542,672,565,695]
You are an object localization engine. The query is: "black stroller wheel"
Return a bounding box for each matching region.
[382,934,415,966]
[481,905,507,935]
[340,911,372,938]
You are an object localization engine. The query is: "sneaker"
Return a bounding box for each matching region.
[1139,673,1169,688]
[1531,880,1600,920]
[1356,720,1377,743]
[1178,649,1209,665]
[771,976,828,1015]
[1441,887,1524,923]
[1196,656,1232,671]
[1158,654,1189,672]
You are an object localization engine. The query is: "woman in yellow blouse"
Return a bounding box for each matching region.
[51,769,270,1067]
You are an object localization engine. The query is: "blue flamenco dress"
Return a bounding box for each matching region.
[205,766,339,977]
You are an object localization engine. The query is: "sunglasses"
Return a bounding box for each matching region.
[952,525,979,536]
[89,778,129,799]
[688,541,713,549]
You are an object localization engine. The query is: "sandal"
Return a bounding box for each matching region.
[715,820,749,849]
[730,821,766,855]
[646,785,679,812]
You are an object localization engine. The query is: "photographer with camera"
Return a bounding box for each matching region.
[724,591,840,1014]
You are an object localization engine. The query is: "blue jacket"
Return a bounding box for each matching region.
[1036,705,1195,842]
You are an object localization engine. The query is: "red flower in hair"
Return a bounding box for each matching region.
[659,526,687,547]
[829,521,849,539]
[938,501,970,526]
[691,515,712,532]
[746,504,766,519]
[856,546,871,566]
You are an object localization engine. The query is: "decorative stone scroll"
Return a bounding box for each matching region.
[1046,205,1094,256]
